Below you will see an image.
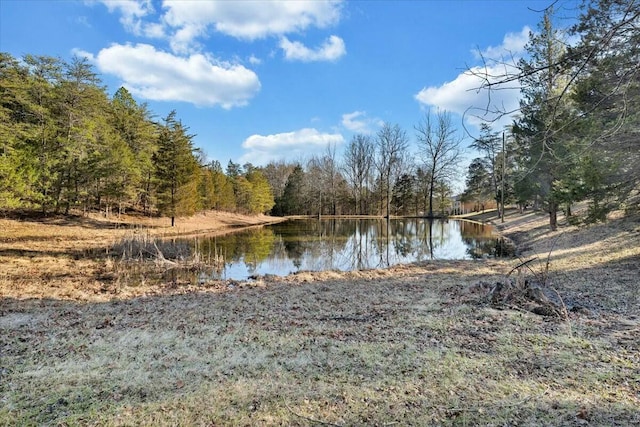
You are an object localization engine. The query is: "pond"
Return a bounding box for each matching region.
[175,218,506,281]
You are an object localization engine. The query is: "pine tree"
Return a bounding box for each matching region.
[514,8,575,230]
[109,87,157,214]
[274,164,305,216]
[392,174,415,216]
[199,161,236,212]
[54,55,108,214]
[22,55,64,212]
[569,0,640,217]
[0,54,39,208]
[153,111,200,226]
[463,158,493,211]
[471,124,502,214]
[246,169,275,214]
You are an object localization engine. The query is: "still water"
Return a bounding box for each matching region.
[179,218,504,281]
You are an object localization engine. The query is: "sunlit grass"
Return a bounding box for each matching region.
[3,277,639,425]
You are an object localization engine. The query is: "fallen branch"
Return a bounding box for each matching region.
[507,257,538,277]
[153,241,179,267]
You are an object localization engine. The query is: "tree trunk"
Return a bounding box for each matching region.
[549,202,558,230]
[428,179,435,218]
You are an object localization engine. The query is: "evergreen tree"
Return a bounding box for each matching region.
[0,54,38,208]
[471,124,502,214]
[392,174,415,216]
[414,167,432,216]
[262,161,296,203]
[22,55,64,212]
[233,176,253,214]
[54,55,108,214]
[513,7,574,230]
[246,169,275,214]
[153,111,200,226]
[569,0,640,218]
[273,164,305,216]
[213,165,237,211]
[434,180,453,215]
[463,158,493,211]
[88,119,136,216]
[109,86,157,214]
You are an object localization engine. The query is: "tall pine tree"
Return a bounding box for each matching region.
[153,110,200,226]
[513,7,575,230]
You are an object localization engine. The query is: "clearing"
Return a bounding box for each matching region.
[1,209,638,425]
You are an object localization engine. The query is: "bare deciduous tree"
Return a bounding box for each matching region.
[375,123,409,218]
[342,134,375,215]
[415,110,463,218]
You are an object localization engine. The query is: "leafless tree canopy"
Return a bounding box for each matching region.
[415,110,463,217]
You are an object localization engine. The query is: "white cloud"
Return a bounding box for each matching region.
[169,22,206,54]
[94,1,345,58]
[240,128,345,165]
[93,43,260,108]
[341,111,382,134]
[280,35,346,62]
[142,22,165,39]
[158,0,343,53]
[415,27,530,130]
[162,0,342,40]
[248,55,262,65]
[415,64,521,129]
[96,0,155,35]
[474,26,531,61]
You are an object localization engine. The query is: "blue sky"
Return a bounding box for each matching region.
[1,0,580,178]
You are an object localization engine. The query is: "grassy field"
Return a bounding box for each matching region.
[1,209,639,425]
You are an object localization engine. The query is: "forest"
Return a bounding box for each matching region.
[1,0,638,228]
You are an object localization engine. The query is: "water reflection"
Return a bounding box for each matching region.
[178,218,505,281]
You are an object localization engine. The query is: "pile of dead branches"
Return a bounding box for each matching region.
[472,257,569,319]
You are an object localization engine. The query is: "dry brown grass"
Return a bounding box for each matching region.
[1,208,639,425]
[0,211,284,301]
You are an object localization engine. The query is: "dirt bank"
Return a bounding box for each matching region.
[0,211,285,300]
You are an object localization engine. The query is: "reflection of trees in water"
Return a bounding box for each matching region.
[465,238,496,259]
[184,218,504,278]
[194,228,276,274]
[392,220,414,258]
[458,221,503,259]
[433,220,454,254]
[348,220,373,270]
[459,221,494,239]
[272,219,354,271]
[416,219,439,260]
[283,235,305,269]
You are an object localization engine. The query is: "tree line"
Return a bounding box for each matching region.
[1,1,637,226]
[464,0,639,229]
[0,52,465,220]
[0,53,275,223]
[266,116,464,218]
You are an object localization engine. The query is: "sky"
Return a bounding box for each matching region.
[0,0,581,182]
